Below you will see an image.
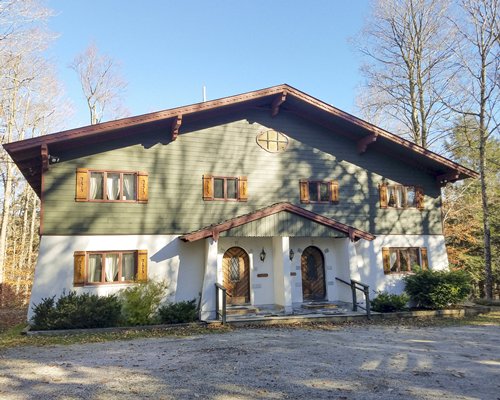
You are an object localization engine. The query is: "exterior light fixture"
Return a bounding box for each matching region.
[260,248,266,262]
[289,249,294,261]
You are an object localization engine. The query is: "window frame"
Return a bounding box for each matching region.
[87,170,138,203]
[300,179,339,204]
[384,184,421,209]
[307,181,331,203]
[85,250,137,285]
[256,130,289,153]
[213,176,239,201]
[384,247,426,275]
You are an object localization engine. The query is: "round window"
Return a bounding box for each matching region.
[256,130,289,153]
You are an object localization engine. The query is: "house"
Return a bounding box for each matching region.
[4,84,478,321]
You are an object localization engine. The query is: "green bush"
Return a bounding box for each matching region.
[31,291,122,330]
[371,291,409,312]
[157,299,198,324]
[404,269,471,309]
[119,281,168,326]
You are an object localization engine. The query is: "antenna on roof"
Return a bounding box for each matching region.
[202,85,207,102]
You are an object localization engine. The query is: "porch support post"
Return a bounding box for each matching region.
[272,236,293,313]
[200,237,218,321]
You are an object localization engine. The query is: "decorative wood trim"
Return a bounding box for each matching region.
[379,183,388,209]
[238,176,248,201]
[299,180,309,203]
[357,133,378,154]
[137,171,149,203]
[420,247,428,270]
[203,175,213,200]
[180,202,375,242]
[75,168,89,202]
[73,251,86,286]
[330,181,339,203]
[137,250,148,282]
[171,115,182,141]
[382,248,391,274]
[271,91,287,117]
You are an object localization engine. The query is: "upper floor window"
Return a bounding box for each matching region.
[256,130,289,153]
[382,247,428,274]
[299,180,339,204]
[203,175,248,201]
[73,250,148,286]
[379,183,423,209]
[75,168,148,203]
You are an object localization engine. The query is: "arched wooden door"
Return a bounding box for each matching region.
[222,247,250,305]
[301,246,326,301]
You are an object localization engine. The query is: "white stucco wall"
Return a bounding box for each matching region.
[354,234,449,296]
[28,235,204,320]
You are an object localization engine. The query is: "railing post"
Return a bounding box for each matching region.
[364,287,371,319]
[215,285,219,321]
[222,288,226,325]
[351,282,358,312]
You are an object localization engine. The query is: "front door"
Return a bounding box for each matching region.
[222,247,250,305]
[301,246,326,301]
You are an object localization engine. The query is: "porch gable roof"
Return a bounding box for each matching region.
[179,202,375,242]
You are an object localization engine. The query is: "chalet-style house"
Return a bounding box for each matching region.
[4,84,477,321]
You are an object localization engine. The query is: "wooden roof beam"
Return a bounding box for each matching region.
[437,171,461,186]
[271,91,287,117]
[357,133,378,154]
[171,115,182,141]
[41,144,49,172]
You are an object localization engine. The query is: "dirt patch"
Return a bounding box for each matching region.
[0,308,27,332]
[1,323,499,399]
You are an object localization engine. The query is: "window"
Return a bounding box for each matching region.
[203,175,248,201]
[379,183,423,209]
[299,180,339,204]
[75,169,148,203]
[73,250,148,286]
[256,130,289,153]
[382,247,428,274]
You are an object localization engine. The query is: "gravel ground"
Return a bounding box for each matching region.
[0,324,499,400]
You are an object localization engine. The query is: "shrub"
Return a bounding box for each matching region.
[404,269,471,309]
[119,281,168,326]
[371,291,409,312]
[157,299,198,324]
[31,291,122,330]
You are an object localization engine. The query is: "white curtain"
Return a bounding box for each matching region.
[106,174,120,200]
[90,173,103,200]
[88,255,102,282]
[105,254,119,282]
[123,174,136,200]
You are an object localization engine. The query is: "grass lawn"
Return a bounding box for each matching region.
[1,309,499,350]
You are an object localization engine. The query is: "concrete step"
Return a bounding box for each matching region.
[301,302,340,310]
[226,306,260,316]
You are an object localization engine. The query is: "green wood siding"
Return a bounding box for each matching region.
[42,109,443,236]
[219,211,348,238]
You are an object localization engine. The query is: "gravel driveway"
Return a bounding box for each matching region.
[1,324,499,400]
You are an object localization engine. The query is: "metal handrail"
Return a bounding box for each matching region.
[335,277,371,319]
[215,283,231,324]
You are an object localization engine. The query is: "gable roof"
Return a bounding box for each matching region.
[3,83,478,197]
[180,202,375,242]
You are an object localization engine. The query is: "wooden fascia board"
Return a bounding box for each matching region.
[41,144,49,173]
[180,202,375,242]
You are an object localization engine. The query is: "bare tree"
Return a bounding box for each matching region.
[356,0,456,149]
[447,0,500,299]
[69,43,128,125]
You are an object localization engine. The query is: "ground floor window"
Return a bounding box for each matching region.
[73,249,148,286]
[382,247,428,274]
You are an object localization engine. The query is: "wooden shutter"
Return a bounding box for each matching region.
[416,186,424,210]
[330,181,339,203]
[379,183,388,209]
[238,176,248,201]
[203,175,213,200]
[420,247,428,270]
[136,250,148,282]
[299,180,309,203]
[382,248,391,274]
[75,168,88,201]
[73,251,86,286]
[137,172,149,203]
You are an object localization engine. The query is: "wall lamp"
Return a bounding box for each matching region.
[260,248,266,262]
[48,155,60,164]
[289,249,294,261]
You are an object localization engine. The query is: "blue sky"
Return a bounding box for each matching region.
[46,0,371,129]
